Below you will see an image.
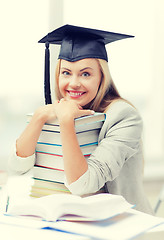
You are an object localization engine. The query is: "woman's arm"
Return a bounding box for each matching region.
[64,100,143,195]
[54,99,94,184]
[60,118,88,184]
[16,103,58,157]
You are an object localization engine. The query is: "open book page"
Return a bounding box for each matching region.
[48,209,164,240]
[8,193,133,222]
[0,215,89,240]
[0,214,47,229]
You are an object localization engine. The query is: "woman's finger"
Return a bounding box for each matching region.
[80,109,95,116]
[77,104,83,110]
[59,98,66,103]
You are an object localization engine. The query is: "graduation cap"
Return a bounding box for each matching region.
[38,24,134,104]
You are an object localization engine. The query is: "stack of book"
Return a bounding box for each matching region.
[28,113,106,198]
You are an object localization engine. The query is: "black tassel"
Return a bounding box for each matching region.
[44,42,52,104]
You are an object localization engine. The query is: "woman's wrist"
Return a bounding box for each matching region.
[59,116,75,128]
[33,105,56,125]
[32,112,47,127]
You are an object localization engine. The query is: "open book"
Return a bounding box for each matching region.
[8,193,133,222]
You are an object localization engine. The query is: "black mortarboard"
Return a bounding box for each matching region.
[38,24,134,104]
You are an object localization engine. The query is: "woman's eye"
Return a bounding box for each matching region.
[62,71,70,76]
[82,72,90,77]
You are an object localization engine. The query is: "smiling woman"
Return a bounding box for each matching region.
[58,59,102,107]
[8,24,153,215]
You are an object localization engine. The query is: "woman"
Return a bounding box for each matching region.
[8,25,153,214]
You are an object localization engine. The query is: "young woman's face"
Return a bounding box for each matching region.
[58,58,102,107]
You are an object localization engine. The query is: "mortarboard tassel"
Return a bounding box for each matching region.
[44,42,52,104]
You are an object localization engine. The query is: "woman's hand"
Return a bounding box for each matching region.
[34,100,59,124]
[34,99,94,125]
[54,98,94,123]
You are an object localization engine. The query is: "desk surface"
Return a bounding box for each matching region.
[135,231,164,240]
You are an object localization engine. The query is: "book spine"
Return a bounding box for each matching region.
[36,142,98,155]
[31,186,70,193]
[33,166,65,184]
[33,177,65,185]
[35,152,90,171]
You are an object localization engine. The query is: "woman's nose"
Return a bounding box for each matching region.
[69,75,81,88]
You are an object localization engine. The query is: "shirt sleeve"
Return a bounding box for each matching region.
[8,141,35,174]
[65,100,143,195]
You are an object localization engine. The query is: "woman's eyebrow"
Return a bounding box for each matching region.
[61,67,71,71]
[80,67,93,72]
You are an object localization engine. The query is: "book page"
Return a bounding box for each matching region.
[48,209,164,240]
[8,193,133,222]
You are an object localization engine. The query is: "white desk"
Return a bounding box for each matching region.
[135,228,164,240]
[0,174,164,240]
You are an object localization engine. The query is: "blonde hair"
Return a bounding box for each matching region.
[55,58,122,112]
[90,59,122,112]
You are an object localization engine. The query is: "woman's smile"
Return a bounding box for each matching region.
[66,90,86,98]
